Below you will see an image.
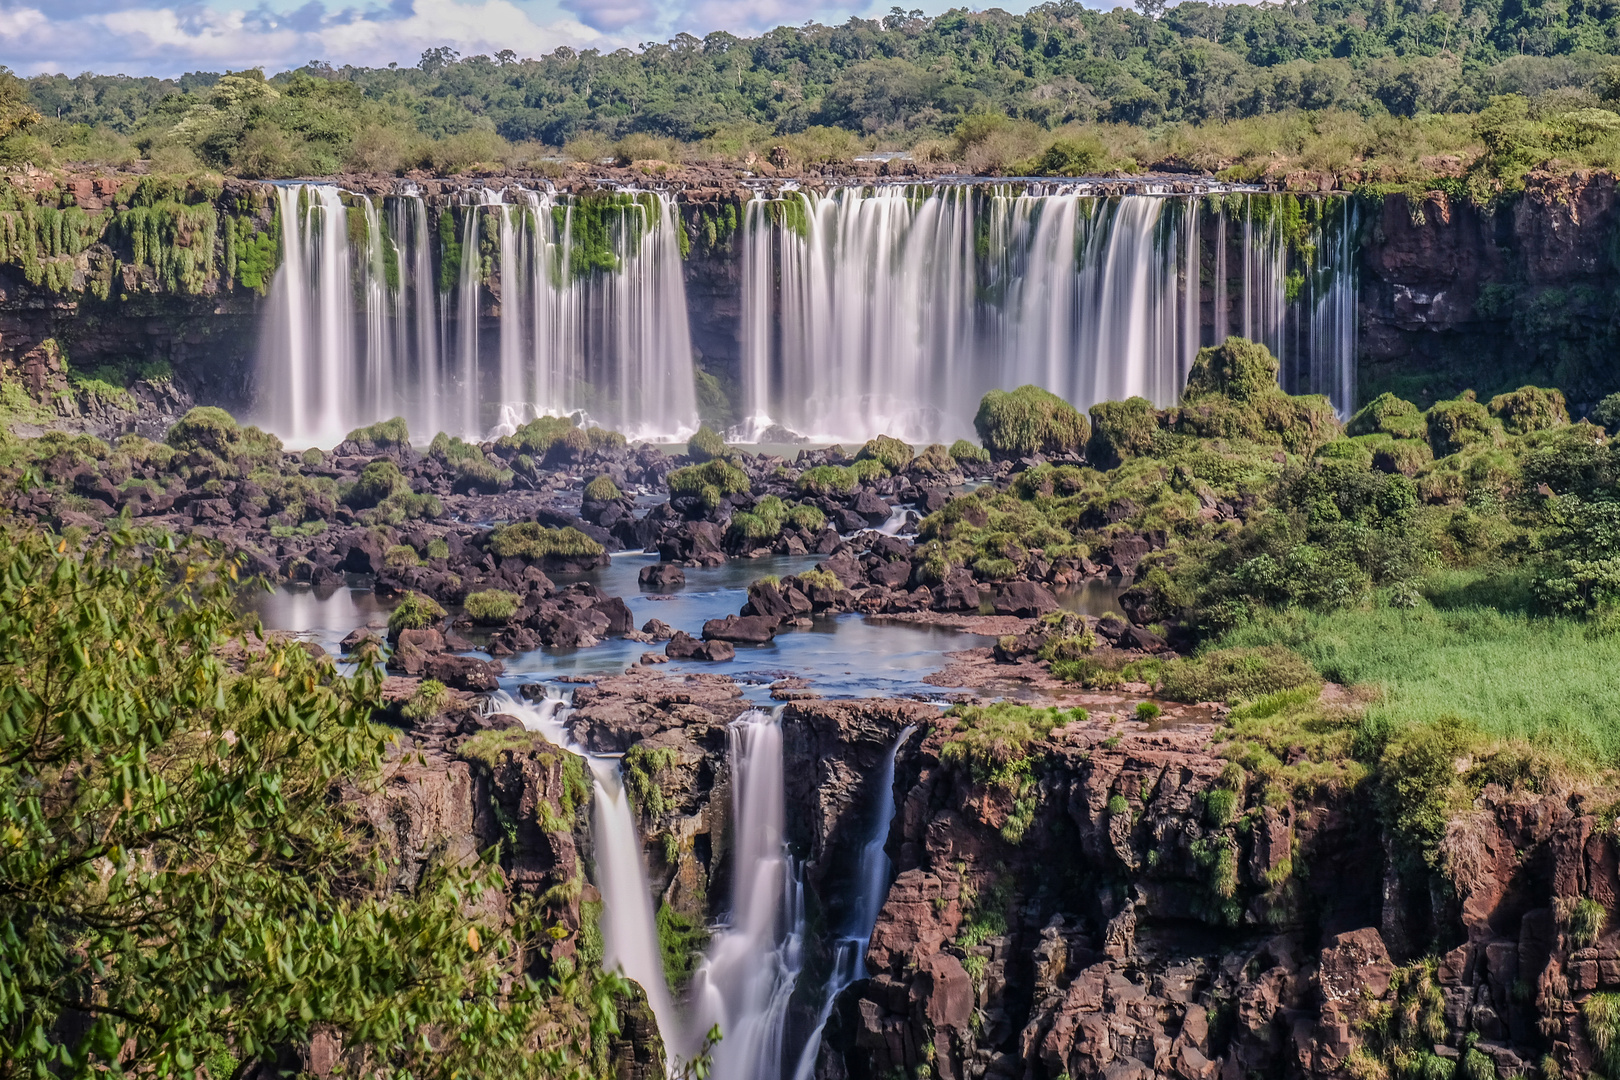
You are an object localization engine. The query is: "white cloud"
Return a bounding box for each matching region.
[0,0,617,76]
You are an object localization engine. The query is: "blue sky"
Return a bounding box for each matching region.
[0,0,1019,78]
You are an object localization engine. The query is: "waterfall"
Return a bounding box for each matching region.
[789,725,917,1080]
[256,185,698,448]
[491,691,684,1060]
[690,708,805,1080]
[738,185,1359,444]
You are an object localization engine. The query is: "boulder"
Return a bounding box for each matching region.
[423,654,502,693]
[934,568,981,612]
[657,520,724,563]
[595,596,636,635]
[744,581,812,619]
[665,631,736,662]
[853,490,893,525]
[340,628,383,653]
[639,562,686,590]
[641,618,675,640]
[702,614,780,644]
[991,580,1059,617]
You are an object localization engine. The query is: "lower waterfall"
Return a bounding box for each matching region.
[789,724,918,1080]
[689,708,806,1080]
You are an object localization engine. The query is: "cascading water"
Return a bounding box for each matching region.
[490,690,684,1062]
[689,708,806,1080]
[789,725,918,1080]
[256,185,698,447]
[736,185,1360,443]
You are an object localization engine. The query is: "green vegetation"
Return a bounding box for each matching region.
[1158,645,1321,704]
[496,417,625,460]
[687,424,726,462]
[973,385,1089,459]
[464,588,521,624]
[488,523,604,561]
[1558,895,1607,949]
[347,416,410,450]
[941,703,1086,843]
[583,474,622,502]
[388,591,446,639]
[402,678,449,720]
[857,434,913,472]
[667,459,751,511]
[429,433,513,493]
[948,439,991,466]
[0,523,622,1080]
[656,902,710,994]
[797,464,857,496]
[623,745,679,817]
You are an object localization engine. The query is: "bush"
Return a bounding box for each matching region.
[1026,136,1108,176]
[1348,392,1425,439]
[1159,646,1320,704]
[1557,895,1607,949]
[346,416,410,450]
[797,465,855,496]
[1426,395,1499,458]
[345,460,409,508]
[166,406,241,455]
[1488,385,1569,434]
[974,385,1089,459]
[1183,337,1280,405]
[785,503,826,532]
[667,459,750,501]
[388,592,446,640]
[909,443,957,476]
[488,523,604,560]
[857,434,913,472]
[583,475,621,502]
[384,544,421,569]
[949,439,991,465]
[402,679,449,721]
[464,589,520,624]
[1594,391,1620,434]
[1088,397,1159,467]
[687,425,726,462]
[850,458,889,483]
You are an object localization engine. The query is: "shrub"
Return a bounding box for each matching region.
[909,443,958,476]
[346,416,410,450]
[583,475,621,502]
[1027,136,1108,176]
[1107,794,1129,816]
[1557,895,1606,949]
[1348,392,1425,439]
[1135,701,1162,722]
[1159,646,1320,704]
[797,465,856,496]
[1088,397,1159,467]
[974,385,1089,458]
[785,503,826,532]
[797,567,843,591]
[402,679,448,721]
[687,425,726,462]
[384,543,421,569]
[166,406,242,455]
[345,460,409,508]
[1488,385,1568,435]
[850,458,889,483]
[667,459,750,499]
[488,523,604,560]
[464,589,520,624]
[949,439,991,465]
[1426,395,1499,458]
[1595,391,1620,434]
[857,434,913,472]
[1183,337,1280,405]
[388,592,446,640]
[426,538,450,560]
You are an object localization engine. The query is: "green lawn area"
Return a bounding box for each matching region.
[1217,585,1620,765]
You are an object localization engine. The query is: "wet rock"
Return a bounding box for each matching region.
[743,580,812,619]
[665,631,736,662]
[641,618,674,640]
[701,614,780,644]
[423,653,502,693]
[853,490,893,525]
[388,628,446,675]
[340,627,383,653]
[639,562,686,590]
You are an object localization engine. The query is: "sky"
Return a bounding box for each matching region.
[0,0,1016,78]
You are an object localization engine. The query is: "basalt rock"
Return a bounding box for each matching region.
[639,562,686,590]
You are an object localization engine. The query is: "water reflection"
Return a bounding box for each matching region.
[247,552,991,702]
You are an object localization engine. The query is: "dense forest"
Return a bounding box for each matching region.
[6,0,1620,185]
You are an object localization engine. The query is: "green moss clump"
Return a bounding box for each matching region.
[657,901,709,993]
[1087,397,1159,467]
[1487,385,1568,435]
[1425,394,1499,458]
[730,495,790,544]
[785,502,826,532]
[426,538,450,560]
[687,425,726,462]
[388,592,446,640]
[384,543,421,569]
[583,475,621,502]
[488,523,604,560]
[909,443,957,476]
[973,385,1089,459]
[857,434,913,472]
[796,464,855,496]
[948,439,991,465]
[430,433,513,492]
[1184,336,1279,405]
[1347,391,1425,439]
[668,460,750,499]
[402,679,449,721]
[165,406,243,455]
[345,460,409,508]
[624,745,679,817]
[347,416,410,450]
[464,588,520,623]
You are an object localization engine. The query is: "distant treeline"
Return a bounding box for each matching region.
[5,0,1620,186]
